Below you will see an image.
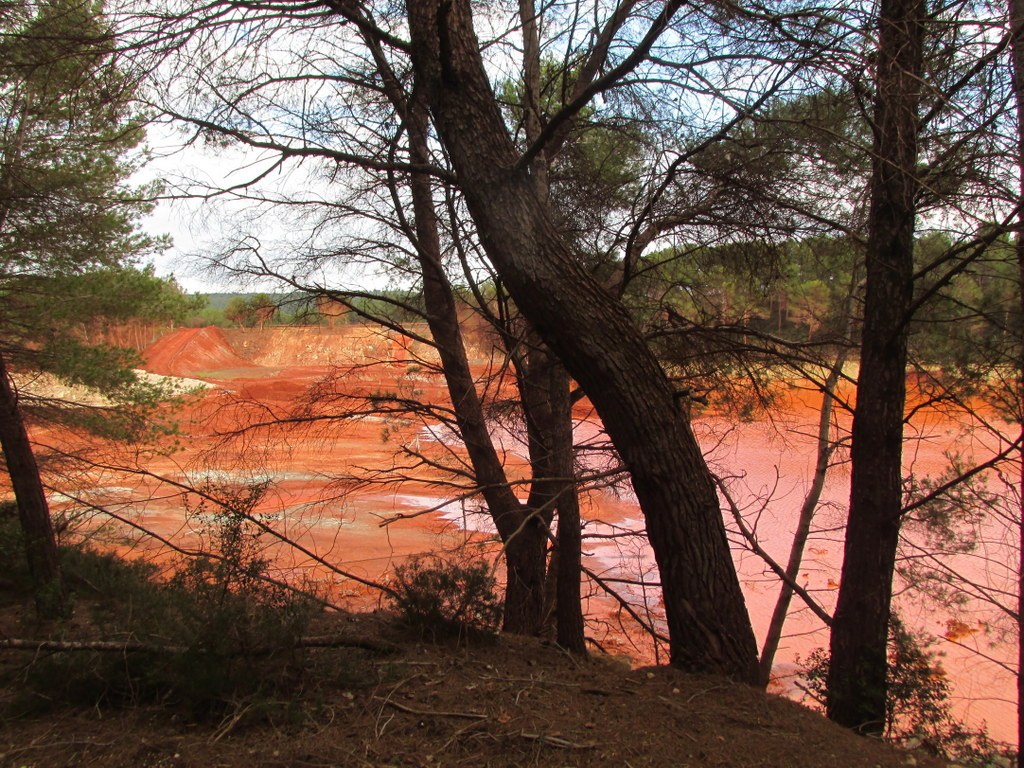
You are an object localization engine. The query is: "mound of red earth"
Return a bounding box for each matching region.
[129,325,460,598]
[140,324,476,404]
[143,326,260,379]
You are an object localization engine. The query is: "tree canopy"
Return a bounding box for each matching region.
[0,0,190,616]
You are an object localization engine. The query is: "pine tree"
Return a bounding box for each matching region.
[0,0,172,617]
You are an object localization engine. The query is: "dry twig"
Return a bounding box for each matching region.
[518,731,597,750]
[373,696,489,721]
[0,634,398,655]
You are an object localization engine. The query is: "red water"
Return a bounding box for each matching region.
[39,325,1019,745]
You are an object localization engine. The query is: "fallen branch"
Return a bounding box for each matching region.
[518,731,597,750]
[210,703,255,744]
[0,638,172,653]
[0,633,399,656]
[294,634,400,654]
[374,697,488,720]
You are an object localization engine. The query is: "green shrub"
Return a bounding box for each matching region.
[7,483,318,721]
[0,503,32,592]
[799,617,1006,764]
[387,554,502,640]
[138,484,315,717]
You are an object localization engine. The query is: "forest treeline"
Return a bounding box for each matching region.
[196,230,1022,377]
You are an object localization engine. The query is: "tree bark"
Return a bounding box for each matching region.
[405,89,548,634]
[827,0,924,735]
[520,343,585,652]
[759,353,845,685]
[514,0,584,652]
[549,364,585,654]
[405,0,758,682]
[1006,0,1024,759]
[0,352,66,619]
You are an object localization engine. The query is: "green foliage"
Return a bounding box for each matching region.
[899,459,1019,651]
[387,554,502,640]
[8,266,203,436]
[6,484,317,721]
[145,483,315,717]
[0,503,32,591]
[636,235,859,342]
[635,223,1024,378]
[191,304,231,327]
[624,236,858,418]
[347,292,425,325]
[193,290,427,328]
[800,618,1004,764]
[61,542,162,605]
[498,56,646,264]
[224,293,278,329]
[224,296,254,327]
[0,0,160,277]
[908,231,1020,376]
[171,483,312,657]
[0,1,187,436]
[902,454,997,552]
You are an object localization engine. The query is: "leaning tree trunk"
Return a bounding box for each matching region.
[827,0,924,735]
[406,0,759,682]
[0,353,66,619]
[404,89,549,634]
[368,19,556,633]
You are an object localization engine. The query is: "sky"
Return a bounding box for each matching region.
[139,131,234,293]
[136,118,304,294]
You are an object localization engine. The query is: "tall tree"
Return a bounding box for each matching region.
[0,0,165,617]
[139,0,830,677]
[402,0,760,680]
[1007,0,1024,758]
[827,0,926,734]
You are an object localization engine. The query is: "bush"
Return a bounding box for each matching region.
[7,483,318,721]
[799,617,1006,764]
[139,484,315,717]
[387,554,502,640]
[0,502,32,592]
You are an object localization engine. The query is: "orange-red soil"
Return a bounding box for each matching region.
[21,324,1019,746]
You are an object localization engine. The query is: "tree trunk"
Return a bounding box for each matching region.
[1007,0,1024,759]
[0,352,66,619]
[549,365,585,654]
[406,0,759,682]
[759,353,845,684]
[512,0,584,652]
[520,343,585,652]
[827,0,924,735]
[404,88,548,634]
[1017,418,1024,768]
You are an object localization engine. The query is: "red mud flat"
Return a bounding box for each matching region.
[128,325,651,654]
[26,324,1019,746]
[128,325,539,597]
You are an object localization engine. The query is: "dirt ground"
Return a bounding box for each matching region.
[0,607,947,768]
